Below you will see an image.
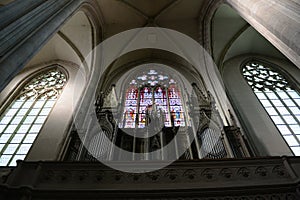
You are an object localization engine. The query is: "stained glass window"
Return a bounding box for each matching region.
[0,67,67,166]
[169,83,185,126]
[121,69,185,128]
[124,84,138,128]
[139,87,153,128]
[242,61,300,155]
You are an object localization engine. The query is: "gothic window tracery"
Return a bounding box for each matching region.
[66,65,252,162]
[0,67,67,166]
[121,69,186,129]
[242,61,300,155]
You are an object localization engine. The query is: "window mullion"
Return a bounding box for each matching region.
[166,87,172,127]
[0,99,27,155]
[243,62,300,155]
[136,88,141,128]
[264,91,299,143]
[285,90,300,109]
[272,91,300,149]
[0,99,27,137]
[280,91,300,125]
[0,98,33,161]
[7,96,48,166]
[0,68,67,166]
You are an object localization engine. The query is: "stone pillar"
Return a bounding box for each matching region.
[0,0,45,30]
[0,0,84,92]
[226,0,300,68]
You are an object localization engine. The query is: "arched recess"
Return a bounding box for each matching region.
[26,8,100,78]
[0,61,85,162]
[63,42,255,162]
[92,50,216,161]
[223,55,300,156]
[67,52,233,161]
[210,4,300,156]
[95,46,230,128]
[0,5,101,161]
[199,1,251,134]
[211,4,288,70]
[97,49,207,97]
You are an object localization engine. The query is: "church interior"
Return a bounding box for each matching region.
[0,0,300,199]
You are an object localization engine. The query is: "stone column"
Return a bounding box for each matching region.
[0,0,45,30]
[226,0,300,68]
[0,0,85,92]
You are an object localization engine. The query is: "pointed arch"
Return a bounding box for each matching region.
[223,55,300,156]
[242,60,300,155]
[0,66,67,166]
[120,67,186,129]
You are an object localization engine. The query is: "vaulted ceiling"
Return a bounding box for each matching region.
[212,4,287,69]
[97,0,206,40]
[20,0,288,75]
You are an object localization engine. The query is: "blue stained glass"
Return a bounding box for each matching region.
[125,100,137,107]
[154,87,165,98]
[126,88,138,100]
[169,91,178,99]
[168,84,185,126]
[148,70,158,75]
[139,114,146,128]
[169,99,182,106]
[141,87,152,99]
[155,99,167,106]
[123,85,139,128]
[122,69,186,128]
[140,98,152,106]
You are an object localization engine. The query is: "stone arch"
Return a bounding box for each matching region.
[223,54,300,156]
